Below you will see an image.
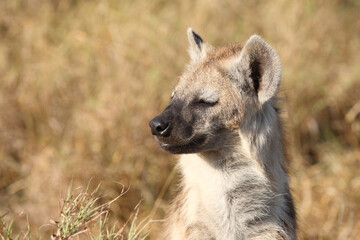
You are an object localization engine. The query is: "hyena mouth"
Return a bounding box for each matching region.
[159,135,207,154]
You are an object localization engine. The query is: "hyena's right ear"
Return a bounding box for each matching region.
[187,28,209,63]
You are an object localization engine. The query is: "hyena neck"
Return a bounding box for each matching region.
[177,100,296,239]
[238,100,289,193]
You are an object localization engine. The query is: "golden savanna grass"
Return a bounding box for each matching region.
[0,0,359,239]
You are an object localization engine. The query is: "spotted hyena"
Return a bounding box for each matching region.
[149,28,297,240]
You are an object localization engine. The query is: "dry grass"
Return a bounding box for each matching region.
[1,183,148,239]
[0,0,359,239]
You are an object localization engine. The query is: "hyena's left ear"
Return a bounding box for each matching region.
[238,35,281,104]
[187,28,209,63]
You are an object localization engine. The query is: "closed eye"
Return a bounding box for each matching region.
[196,99,218,107]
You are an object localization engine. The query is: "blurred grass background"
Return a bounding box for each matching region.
[0,0,359,239]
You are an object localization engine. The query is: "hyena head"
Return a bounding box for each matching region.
[149,28,281,154]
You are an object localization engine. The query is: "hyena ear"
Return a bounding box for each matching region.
[187,28,207,63]
[238,35,281,104]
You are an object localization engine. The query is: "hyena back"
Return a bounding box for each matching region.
[149,28,297,240]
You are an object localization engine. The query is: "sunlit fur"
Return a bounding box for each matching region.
[156,29,297,240]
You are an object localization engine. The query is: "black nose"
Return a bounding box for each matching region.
[149,116,171,137]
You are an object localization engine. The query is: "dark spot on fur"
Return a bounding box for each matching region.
[227,160,251,171]
[245,215,271,227]
[227,193,235,205]
[184,125,193,137]
[216,66,232,80]
[241,82,253,94]
[228,180,265,196]
[209,116,225,130]
[227,179,271,213]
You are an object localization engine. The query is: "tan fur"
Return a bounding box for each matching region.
[150,28,297,240]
